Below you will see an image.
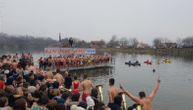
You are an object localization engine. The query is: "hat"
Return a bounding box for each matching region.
[4,70,9,74]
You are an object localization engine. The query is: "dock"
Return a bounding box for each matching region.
[51,63,114,72]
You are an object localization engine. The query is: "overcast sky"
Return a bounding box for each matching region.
[1,0,193,43]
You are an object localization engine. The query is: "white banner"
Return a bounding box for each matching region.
[44,48,96,55]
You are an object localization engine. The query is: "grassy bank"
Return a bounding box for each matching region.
[96,48,193,56]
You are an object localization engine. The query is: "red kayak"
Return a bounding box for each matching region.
[144,60,152,65]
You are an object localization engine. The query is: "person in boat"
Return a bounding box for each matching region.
[72,75,80,94]
[108,78,121,108]
[128,61,131,64]
[80,74,94,102]
[120,77,161,110]
[135,61,140,65]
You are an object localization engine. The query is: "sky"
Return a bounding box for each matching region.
[0,0,193,43]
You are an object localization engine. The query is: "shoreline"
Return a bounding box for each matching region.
[96,48,193,56]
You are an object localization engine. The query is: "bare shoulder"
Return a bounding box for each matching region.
[146,97,153,101]
[89,79,92,83]
[80,80,85,85]
[108,87,111,92]
[116,86,119,91]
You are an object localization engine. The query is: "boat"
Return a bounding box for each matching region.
[163,59,172,63]
[125,61,141,66]
[144,60,152,65]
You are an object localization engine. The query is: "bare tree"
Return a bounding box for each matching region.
[182,36,193,48]
[99,39,106,47]
[153,38,163,49]
[0,33,58,52]
[128,38,139,48]
[176,38,183,48]
[107,35,119,48]
[119,37,128,48]
[163,38,171,43]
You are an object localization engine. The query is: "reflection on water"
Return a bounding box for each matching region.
[69,67,114,82]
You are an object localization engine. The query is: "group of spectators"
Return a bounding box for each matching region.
[0,53,108,110]
[38,55,112,70]
[0,53,160,110]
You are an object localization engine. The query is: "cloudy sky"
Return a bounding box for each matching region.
[1,0,193,43]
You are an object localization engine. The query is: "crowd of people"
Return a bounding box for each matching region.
[38,55,112,70]
[0,53,160,110]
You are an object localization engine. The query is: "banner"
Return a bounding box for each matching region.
[44,48,96,55]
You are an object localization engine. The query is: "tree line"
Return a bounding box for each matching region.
[0,33,193,53]
[0,33,58,53]
[104,35,193,49]
[153,37,193,49]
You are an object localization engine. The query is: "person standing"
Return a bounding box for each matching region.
[120,77,161,110]
[80,74,94,102]
[107,78,120,107]
[0,74,5,90]
[64,73,72,90]
[72,75,80,94]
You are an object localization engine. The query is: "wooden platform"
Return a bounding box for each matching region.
[52,63,114,72]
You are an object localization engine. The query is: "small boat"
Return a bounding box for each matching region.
[144,60,152,65]
[163,59,172,63]
[125,61,141,66]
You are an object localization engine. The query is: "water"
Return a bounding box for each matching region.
[3,52,193,110]
[111,53,193,110]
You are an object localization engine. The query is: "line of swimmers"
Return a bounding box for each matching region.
[38,55,113,70]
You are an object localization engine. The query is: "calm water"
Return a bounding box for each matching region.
[4,52,193,110]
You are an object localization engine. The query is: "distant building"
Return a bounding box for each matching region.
[137,43,150,48]
[90,40,106,48]
[164,43,177,48]
[155,43,177,49]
